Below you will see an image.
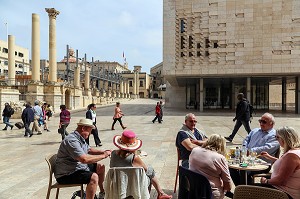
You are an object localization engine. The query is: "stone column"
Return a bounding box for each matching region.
[45,8,60,82]
[247,77,251,103]
[31,13,40,82]
[199,78,204,112]
[8,35,15,85]
[296,77,300,114]
[133,72,137,96]
[127,80,130,98]
[282,77,287,111]
[85,67,90,90]
[74,50,80,88]
[136,72,140,98]
[120,80,124,98]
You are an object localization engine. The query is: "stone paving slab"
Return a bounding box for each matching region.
[1,98,300,199]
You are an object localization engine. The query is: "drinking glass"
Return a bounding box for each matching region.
[249,150,257,166]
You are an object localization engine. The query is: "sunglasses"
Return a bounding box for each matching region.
[258,119,268,124]
[188,120,197,123]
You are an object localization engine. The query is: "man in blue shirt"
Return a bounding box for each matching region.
[229,112,280,186]
[55,118,111,199]
[176,113,207,168]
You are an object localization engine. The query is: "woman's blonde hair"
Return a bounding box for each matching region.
[276,126,300,153]
[202,134,226,155]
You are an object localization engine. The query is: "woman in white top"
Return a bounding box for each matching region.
[260,126,300,199]
[85,103,101,147]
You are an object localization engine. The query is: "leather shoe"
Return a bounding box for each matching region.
[225,136,233,142]
[29,134,33,137]
[96,143,103,147]
[2,128,7,131]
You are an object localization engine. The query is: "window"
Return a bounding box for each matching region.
[205,38,210,48]
[129,81,133,87]
[18,52,24,57]
[181,36,186,49]
[2,48,8,53]
[180,19,185,33]
[189,36,194,49]
[213,42,218,48]
[15,64,18,67]
[4,61,8,65]
[18,64,23,68]
[139,80,143,87]
[189,52,193,57]
[15,51,17,56]
[197,43,201,49]
[197,51,201,57]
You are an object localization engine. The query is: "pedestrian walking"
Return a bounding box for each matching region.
[45,104,53,121]
[85,103,102,147]
[21,102,34,137]
[32,100,43,135]
[42,103,50,132]
[225,93,251,142]
[111,102,126,130]
[58,105,71,140]
[152,102,162,123]
[2,102,14,130]
[159,100,164,121]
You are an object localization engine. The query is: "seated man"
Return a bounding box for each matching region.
[54,118,111,199]
[230,112,280,185]
[176,113,207,168]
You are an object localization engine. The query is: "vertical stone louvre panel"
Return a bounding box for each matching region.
[167,0,300,76]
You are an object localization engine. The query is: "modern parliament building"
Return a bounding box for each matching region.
[163,0,300,113]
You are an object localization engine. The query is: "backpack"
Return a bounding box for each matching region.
[9,107,14,116]
[248,103,254,118]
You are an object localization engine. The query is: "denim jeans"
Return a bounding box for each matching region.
[3,116,13,128]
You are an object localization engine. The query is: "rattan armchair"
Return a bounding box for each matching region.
[233,185,289,199]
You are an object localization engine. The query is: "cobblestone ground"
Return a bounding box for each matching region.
[1,98,299,199]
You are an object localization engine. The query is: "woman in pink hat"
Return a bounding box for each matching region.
[110,130,172,199]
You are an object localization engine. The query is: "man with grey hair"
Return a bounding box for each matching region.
[229,112,280,186]
[55,118,111,199]
[32,100,43,135]
[176,113,207,168]
[225,93,251,142]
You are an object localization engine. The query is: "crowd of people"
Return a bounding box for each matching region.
[2,98,300,199]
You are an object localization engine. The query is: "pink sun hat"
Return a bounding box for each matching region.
[113,130,142,152]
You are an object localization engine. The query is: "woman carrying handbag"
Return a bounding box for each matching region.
[86,103,102,147]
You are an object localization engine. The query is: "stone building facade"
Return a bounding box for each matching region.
[163,0,300,112]
[150,62,166,99]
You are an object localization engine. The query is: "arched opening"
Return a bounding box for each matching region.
[65,89,71,109]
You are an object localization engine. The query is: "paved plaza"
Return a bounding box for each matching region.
[1,98,300,199]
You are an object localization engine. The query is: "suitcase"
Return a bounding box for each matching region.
[15,122,24,129]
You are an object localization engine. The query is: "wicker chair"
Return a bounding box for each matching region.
[233,185,289,199]
[45,154,84,199]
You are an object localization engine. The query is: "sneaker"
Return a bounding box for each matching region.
[225,136,233,142]
[98,192,105,199]
[2,128,7,131]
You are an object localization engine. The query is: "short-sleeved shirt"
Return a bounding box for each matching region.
[176,125,207,161]
[54,131,91,179]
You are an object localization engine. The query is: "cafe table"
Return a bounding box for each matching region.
[228,159,270,185]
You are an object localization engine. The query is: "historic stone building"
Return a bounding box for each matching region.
[150,62,166,99]
[0,40,30,76]
[163,0,300,112]
[0,9,142,115]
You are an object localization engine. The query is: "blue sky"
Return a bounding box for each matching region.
[0,0,163,73]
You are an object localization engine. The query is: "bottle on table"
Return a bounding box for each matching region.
[241,145,247,163]
[235,146,240,164]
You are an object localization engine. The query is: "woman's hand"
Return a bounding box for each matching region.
[260,151,271,159]
[261,177,268,184]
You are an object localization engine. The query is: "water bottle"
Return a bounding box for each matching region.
[235,146,240,164]
[241,145,247,163]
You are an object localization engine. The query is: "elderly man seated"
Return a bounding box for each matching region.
[230,112,280,186]
[176,113,207,168]
[54,118,111,199]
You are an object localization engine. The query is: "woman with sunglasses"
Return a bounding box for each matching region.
[259,126,300,199]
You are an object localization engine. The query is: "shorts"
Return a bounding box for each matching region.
[56,163,96,184]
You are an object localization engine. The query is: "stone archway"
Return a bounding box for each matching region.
[65,89,71,109]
